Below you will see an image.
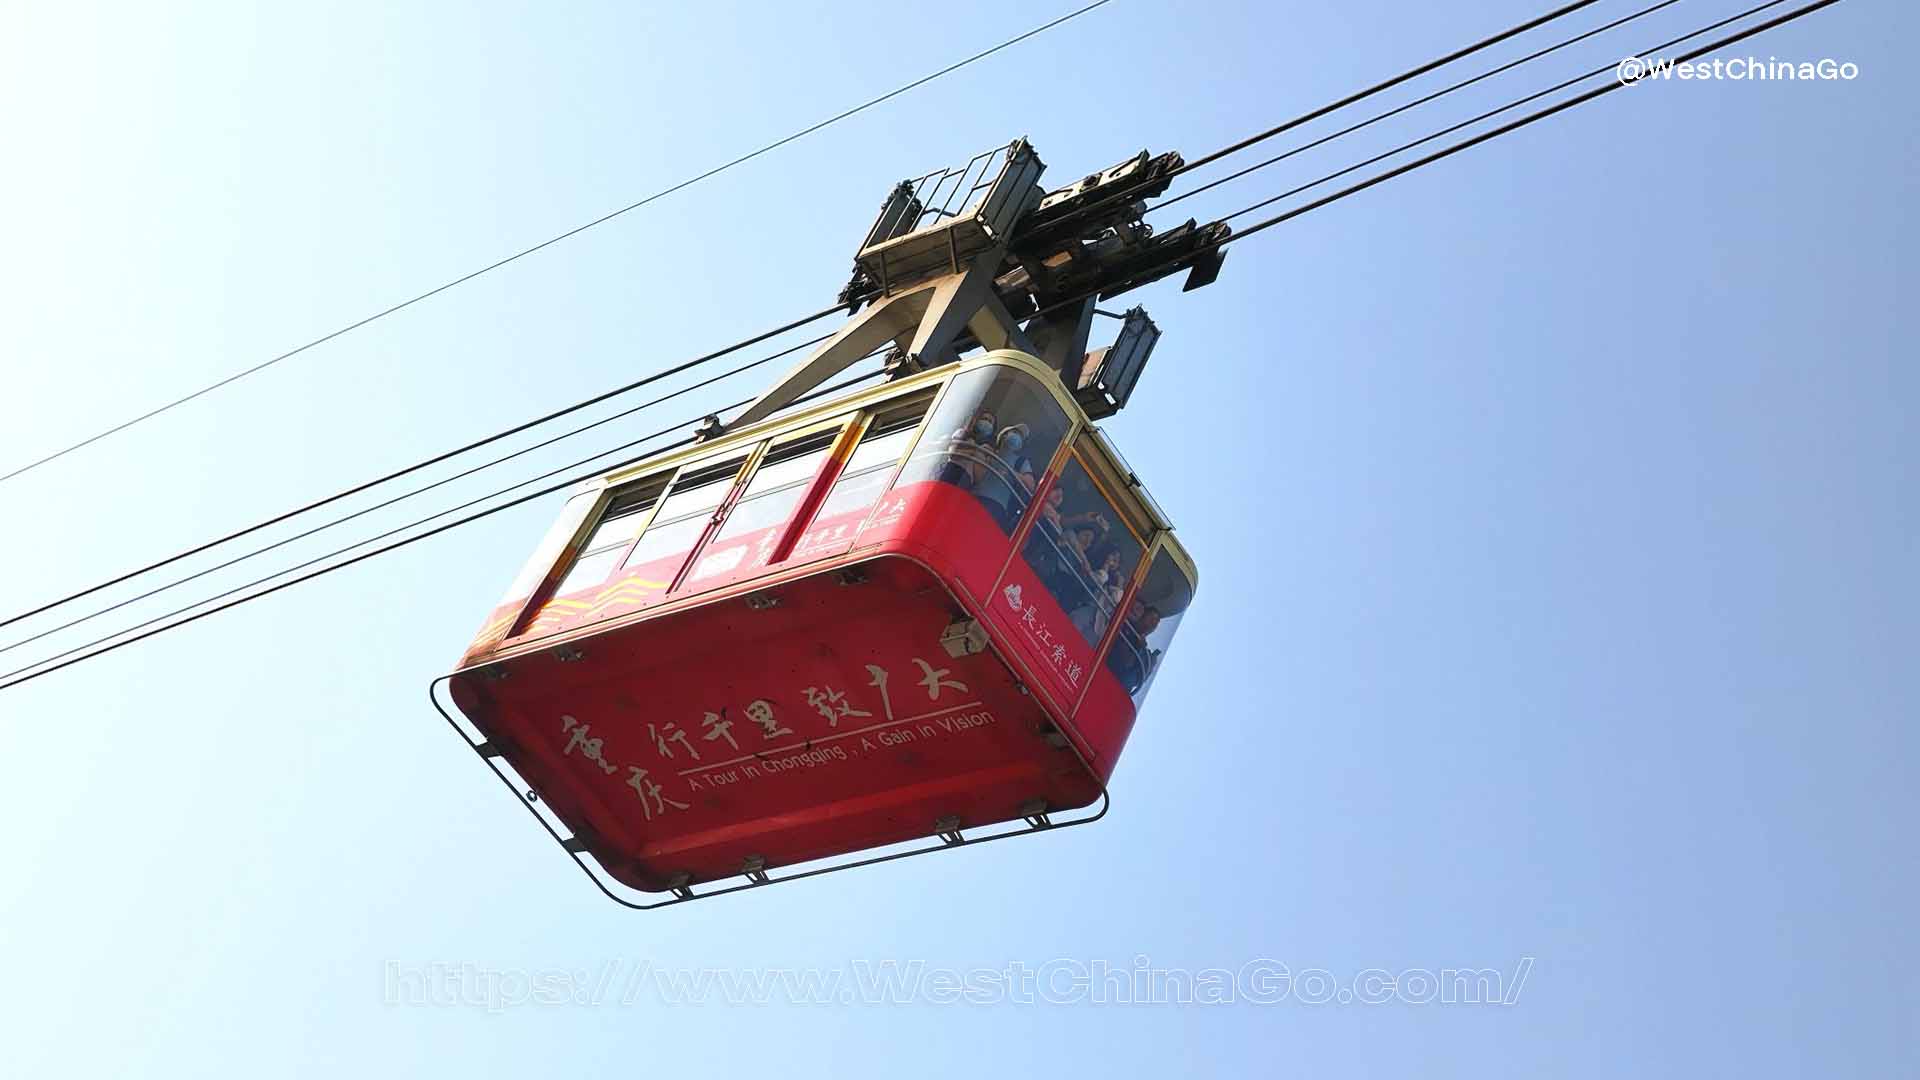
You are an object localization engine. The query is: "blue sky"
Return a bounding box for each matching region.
[0,0,1911,1075]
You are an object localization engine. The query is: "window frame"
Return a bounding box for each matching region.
[1065,445,1167,711]
[554,479,672,589]
[1027,444,1149,645]
[668,413,859,594]
[481,350,1198,664]
[992,420,1185,714]
[895,363,1075,539]
[508,448,754,637]
[505,471,676,639]
[787,388,942,561]
[1089,533,1196,709]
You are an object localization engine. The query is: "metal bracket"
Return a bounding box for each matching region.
[939,618,990,658]
[934,816,966,846]
[740,855,771,885]
[880,346,922,377]
[1019,799,1054,830]
[551,644,585,663]
[1025,295,1097,383]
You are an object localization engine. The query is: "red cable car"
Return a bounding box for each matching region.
[434,137,1223,904]
[434,349,1195,904]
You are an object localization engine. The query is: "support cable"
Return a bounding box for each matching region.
[0,305,843,632]
[0,0,1613,630]
[0,0,1847,692]
[1149,0,1685,217]
[0,0,1120,487]
[0,333,830,660]
[0,367,888,691]
[1157,0,1790,220]
[1031,0,1608,239]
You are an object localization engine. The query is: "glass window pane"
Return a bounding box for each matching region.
[814,466,893,522]
[552,545,626,597]
[684,489,802,583]
[620,515,708,582]
[839,392,930,477]
[653,455,746,522]
[710,485,807,547]
[791,392,934,556]
[680,429,844,585]
[604,474,670,519]
[522,474,670,607]
[1022,455,1144,647]
[1104,548,1194,704]
[896,365,1069,535]
[580,506,649,553]
[842,425,916,476]
[742,430,839,496]
[499,490,597,605]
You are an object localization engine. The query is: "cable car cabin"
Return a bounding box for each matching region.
[442,349,1195,900]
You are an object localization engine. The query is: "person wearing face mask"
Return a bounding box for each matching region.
[998,425,1035,494]
[972,423,1031,530]
[937,409,996,488]
[953,410,997,451]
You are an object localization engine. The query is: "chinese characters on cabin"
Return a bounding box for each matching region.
[549,655,985,821]
[1003,582,1085,687]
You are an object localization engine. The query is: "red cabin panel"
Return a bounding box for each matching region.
[450,556,1100,892]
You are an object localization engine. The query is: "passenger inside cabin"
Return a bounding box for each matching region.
[973,423,1031,529]
[1058,520,1105,595]
[1039,485,1066,531]
[995,422,1029,459]
[1063,507,1110,538]
[1108,600,1164,694]
[1026,469,1126,615]
[937,409,998,488]
[1069,601,1107,643]
[959,409,997,445]
[1069,548,1123,642]
[1091,545,1126,603]
[898,367,1070,538]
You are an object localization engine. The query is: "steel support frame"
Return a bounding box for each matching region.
[724,250,1036,434]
